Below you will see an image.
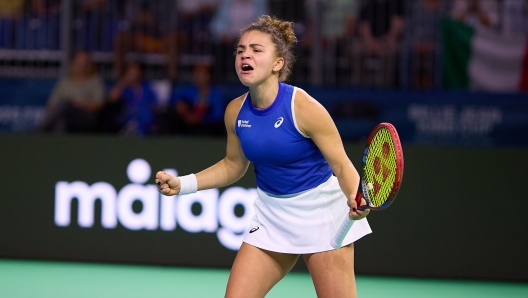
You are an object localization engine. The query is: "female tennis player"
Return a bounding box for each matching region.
[156,15,371,298]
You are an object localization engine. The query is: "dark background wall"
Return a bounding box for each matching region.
[0,134,526,281]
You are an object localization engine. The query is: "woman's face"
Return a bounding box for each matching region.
[72,52,92,76]
[235,30,283,87]
[125,63,142,84]
[193,64,211,87]
[468,0,479,11]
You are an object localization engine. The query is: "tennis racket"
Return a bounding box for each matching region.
[330,122,404,248]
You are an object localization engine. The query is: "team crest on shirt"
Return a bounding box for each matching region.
[238,120,251,128]
[274,117,284,128]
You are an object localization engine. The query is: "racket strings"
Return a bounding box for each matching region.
[363,128,398,207]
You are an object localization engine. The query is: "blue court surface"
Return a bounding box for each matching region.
[1,259,527,297]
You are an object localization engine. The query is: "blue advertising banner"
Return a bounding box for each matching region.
[0,78,52,131]
[2,79,527,146]
[302,88,528,147]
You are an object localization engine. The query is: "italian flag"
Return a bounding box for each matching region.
[442,18,528,92]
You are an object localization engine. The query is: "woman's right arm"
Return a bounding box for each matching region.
[156,95,250,196]
[195,95,250,189]
[108,80,127,102]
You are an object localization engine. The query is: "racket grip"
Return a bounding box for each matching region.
[355,191,363,207]
[330,217,354,249]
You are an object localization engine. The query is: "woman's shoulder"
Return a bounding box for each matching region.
[140,80,155,90]
[225,93,248,117]
[293,87,319,108]
[55,76,72,86]
[88,75,105,86]
[222,93,248,130]
[293,87,328,129]
[226,93,247,111]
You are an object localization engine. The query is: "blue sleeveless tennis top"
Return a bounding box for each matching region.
[235,82,333,196]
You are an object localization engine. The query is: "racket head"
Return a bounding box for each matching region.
[359,122,404,210]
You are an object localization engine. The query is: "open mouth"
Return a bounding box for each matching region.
[241,64,254,71]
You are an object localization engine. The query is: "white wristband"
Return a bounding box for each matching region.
[178,174,198,195]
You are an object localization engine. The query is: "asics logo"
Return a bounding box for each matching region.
[274,117,284,128]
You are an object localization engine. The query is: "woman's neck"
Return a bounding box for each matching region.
[71,73,90,82]
[131,80,142,88]
[197,82,210,93]
[248,78,279,109]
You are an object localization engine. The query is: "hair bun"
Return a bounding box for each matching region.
[260,15,298,47]
[239,15,298,81]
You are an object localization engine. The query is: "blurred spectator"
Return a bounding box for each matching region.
[359,0,404,56]
[305,0,357,45]
[29,0,62,49]
[38,51,105,133]
[501,0,528,36]
[107,61,158,136]
[176,0,220,55]
[0,0,25,49]
[114,0,178,79]
[72,0,121,52]
[164,62,225,136]
[0,0,25,18]
[32,0,61,16]
[269,0,306,37]
[210,0,268,43]
[305,0,358,85]
[358,0,404,87]
[451,0,499,29]
[402,0,447,89]
[210,0,268,82]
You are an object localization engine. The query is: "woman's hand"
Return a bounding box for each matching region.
[348,195,370,220]
[155,171,180,196]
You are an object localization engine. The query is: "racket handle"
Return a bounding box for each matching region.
[330,217,354,249]
[330,190,362,248]
[355,190,363,206]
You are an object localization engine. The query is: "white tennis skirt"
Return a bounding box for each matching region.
[243,175,372,254]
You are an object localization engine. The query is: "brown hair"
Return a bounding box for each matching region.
[238,15,298,81]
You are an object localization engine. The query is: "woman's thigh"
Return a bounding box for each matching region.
[303,244,356,298]
[225,243,299,298]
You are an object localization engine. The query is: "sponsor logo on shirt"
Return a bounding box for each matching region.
[274,117,284,128]
[238,120,252,128]
[249,226,259,233]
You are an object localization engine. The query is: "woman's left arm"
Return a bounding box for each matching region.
[294,89,369,220]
